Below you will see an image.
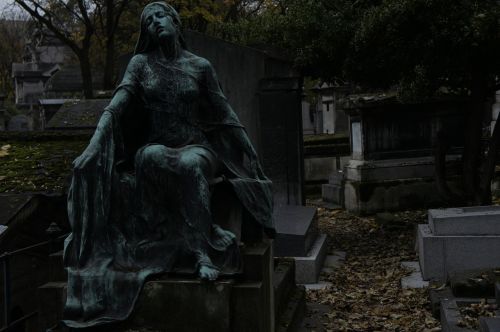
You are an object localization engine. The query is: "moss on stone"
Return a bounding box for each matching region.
[0,139,87,193]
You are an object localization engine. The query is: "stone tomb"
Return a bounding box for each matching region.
[418,206,500,281]
[336,96,468,214]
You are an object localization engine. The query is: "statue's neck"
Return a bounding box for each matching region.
[159,35,180,61]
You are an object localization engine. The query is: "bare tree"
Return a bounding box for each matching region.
[13,0,96,98]
[0,8,29,95]
[93,0,131,89]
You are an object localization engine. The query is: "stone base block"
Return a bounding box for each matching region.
[274,205,318,257]
[322,183,343,206]
[295,234,328,284]
[480,317,500,332]
[49,251,66,282]
[274,258,296,317]
[37,282,67,331]
[131,279,233,332]
[275,286,306,332]
[418,224,500,281]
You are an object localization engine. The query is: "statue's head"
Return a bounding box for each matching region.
[135,2,186,54]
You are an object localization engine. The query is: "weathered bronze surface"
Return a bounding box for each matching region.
[63,2,274,328]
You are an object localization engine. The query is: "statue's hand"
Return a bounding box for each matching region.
[72,146,100,172]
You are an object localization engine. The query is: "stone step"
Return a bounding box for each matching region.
[274,205,318,257]
[429,206,500,236]
[480,317,500,332]
[321,183,343,206]
[295,234,328,284]
[49,250,66,282]
[274,258,296,318]
[440,298,498,332]
[276,286,306,332]
[417,224,500,281]
[37,282,67,332]
[429,286,453,319]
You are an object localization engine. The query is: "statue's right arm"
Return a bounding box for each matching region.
[72,89,133,171]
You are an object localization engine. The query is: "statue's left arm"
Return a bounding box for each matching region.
[202,60,264,178]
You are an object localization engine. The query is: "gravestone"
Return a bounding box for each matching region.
[418,206,500,281]
[7,114,33,131]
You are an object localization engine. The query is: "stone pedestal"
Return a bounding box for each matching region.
[418,206,500,281]
[39,242,278,332]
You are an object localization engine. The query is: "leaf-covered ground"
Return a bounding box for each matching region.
[306,201,441,331]
[0,140,87,193]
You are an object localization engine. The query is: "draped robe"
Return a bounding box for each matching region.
[63,50,274,328]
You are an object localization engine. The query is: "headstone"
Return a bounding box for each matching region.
[418,206,500,281]
[7,114,33,131]
[259,77,304,206]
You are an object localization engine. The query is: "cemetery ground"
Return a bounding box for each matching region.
[304,201,441,332]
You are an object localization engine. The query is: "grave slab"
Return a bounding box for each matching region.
[418,224,500,281]
[429,206,500,236]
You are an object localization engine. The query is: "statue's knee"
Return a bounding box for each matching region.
[136,145,165,168]
[178,154,204,176]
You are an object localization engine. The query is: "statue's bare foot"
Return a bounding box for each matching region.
[213,224,236,248]
[199,264,219,281]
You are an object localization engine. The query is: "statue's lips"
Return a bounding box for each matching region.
[156,27,164,34]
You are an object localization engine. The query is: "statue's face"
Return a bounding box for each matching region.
[144,5,177,42]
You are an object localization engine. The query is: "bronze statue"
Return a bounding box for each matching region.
[63,2,274,328]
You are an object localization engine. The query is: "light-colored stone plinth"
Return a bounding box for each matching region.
[417,224,500,281]
[429,206,500,235]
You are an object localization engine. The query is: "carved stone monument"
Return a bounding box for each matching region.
[62,2,275,330]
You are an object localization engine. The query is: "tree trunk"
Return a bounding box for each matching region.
[79,52,93,99]
[479,100,500,204]
[103,0,115,90]
[434,130,461,203]
[462,68,489,205]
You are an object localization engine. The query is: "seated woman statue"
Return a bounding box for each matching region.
[63,1,274,328]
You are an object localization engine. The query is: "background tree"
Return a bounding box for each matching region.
[0,10,28,96]
[224,0,500,205]
[13,0,96,98]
